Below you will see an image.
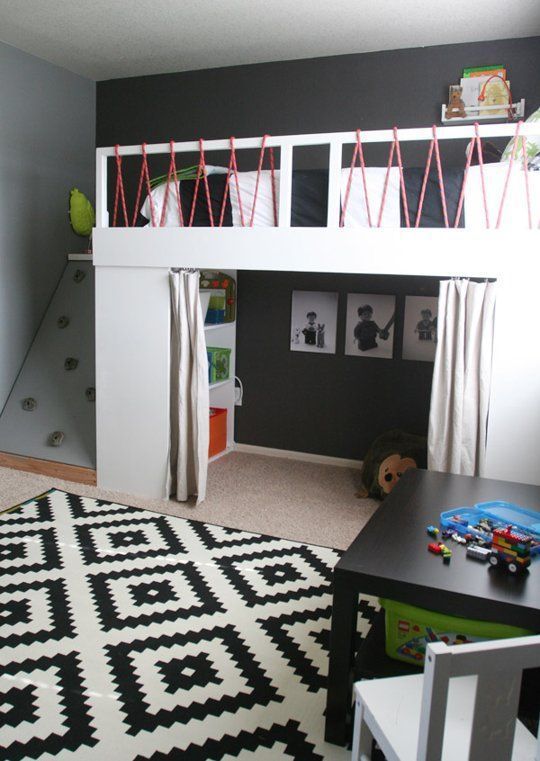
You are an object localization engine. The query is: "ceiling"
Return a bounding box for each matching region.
[0,0,538,81]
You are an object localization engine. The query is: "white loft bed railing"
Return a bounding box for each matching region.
[93,121,539,277]
[95,122,539,229]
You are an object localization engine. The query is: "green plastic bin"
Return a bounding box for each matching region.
[207,347,232,385]
[380,597,533,666]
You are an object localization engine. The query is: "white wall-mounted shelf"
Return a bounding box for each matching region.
[68,253,93,261]
[441,99,525,125]
[204,321,236,332]
[209,379,233,391]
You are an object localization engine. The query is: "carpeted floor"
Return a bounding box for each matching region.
[0,489,379,760]
[0,451,378,550]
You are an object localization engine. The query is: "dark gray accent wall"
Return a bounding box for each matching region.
[0,42,95,411]
[96,36,539,459]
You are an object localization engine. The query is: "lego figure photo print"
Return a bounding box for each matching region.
[402,295,439,361]
[345,293,396,359]
[290,290,338,354]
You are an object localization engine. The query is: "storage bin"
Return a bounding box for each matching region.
[380,597,533,666]
[205,291,226,324]
[209,407,227,458]
[207,347,232,384]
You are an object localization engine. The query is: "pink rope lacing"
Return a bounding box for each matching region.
[376,128,410,227]
[219,137,246,227]
[393,127,410,228]
[250,134,269,227]
[340,129,373,227]
[132,143,156,227]
[112,145,129,227]
[453,127,480,228]
[496,120,522,229]
[160,140,184,227]
[414,126,449,228]
[189,139,214,227]
[220,135,278,227]
[474,123,491,229]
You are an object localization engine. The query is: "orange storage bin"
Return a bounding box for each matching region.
[209,407,227,457]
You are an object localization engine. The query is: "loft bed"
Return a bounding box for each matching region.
[93,122,540,501]
[95,122,539,276]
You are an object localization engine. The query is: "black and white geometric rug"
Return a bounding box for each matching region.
[0,489,378,760]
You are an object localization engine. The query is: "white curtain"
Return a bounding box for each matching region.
[169,270,209,504]
[428,279,497,477]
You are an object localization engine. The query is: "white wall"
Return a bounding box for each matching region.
[484,268,540,486]
[0,42,95,411]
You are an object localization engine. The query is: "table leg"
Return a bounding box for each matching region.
[324,578,358,745]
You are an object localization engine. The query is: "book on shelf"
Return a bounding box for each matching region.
[459,76,510,118]
[462,65,506,79]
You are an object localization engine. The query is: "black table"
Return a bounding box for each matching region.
[324,469,540,745]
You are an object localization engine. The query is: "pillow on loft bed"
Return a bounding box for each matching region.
[140,169,232,226]
[227,168,331,226]
[140,163,538,229]
[464,163,540,229]
[500,106,540,168]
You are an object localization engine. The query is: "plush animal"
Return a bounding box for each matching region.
[445,88,467,120]
[69,188,95,237]
[357,429,427,500]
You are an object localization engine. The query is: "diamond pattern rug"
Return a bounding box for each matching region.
[0,489,377,760]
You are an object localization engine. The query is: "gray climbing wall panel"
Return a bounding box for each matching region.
[0,260,95,468]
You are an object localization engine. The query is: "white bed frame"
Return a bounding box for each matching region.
[94,123,540,499]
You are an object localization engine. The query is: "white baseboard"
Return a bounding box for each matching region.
[234,442,362,469]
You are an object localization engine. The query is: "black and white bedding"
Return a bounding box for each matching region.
[141,164,539,229]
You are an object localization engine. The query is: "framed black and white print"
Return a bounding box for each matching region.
[290,291,338,354]
[402,295,439,361]
[345,293,395,359]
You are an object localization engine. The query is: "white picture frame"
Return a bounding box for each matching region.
[402,295,439,361]
[290,290,338,354]
[345,293,396,359]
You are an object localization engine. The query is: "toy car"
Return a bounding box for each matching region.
[488,526,532,574]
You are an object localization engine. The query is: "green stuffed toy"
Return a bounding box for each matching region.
[357,429,427,500]
[69,188,95,238]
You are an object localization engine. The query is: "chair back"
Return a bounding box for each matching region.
[417,634,540,761]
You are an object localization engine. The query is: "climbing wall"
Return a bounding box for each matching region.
[0,259,95,468]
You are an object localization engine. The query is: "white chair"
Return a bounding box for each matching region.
[352,635,540,761]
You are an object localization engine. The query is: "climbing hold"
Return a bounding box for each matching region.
[73,269,86,283]
[49,431,65,447]
[85,387,96,402]
[57,315,70,329]
[22,397,37,411]
[64,357,79,371]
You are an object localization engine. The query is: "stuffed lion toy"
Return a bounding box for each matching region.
[357,429,427,500]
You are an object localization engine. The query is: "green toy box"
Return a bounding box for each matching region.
[380,597,533,666]
[207,347,232,385]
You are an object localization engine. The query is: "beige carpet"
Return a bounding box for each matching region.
[0,451,378,550]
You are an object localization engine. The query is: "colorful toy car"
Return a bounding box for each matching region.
[488,526,532,574]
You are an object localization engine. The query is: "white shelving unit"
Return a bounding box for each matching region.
[204,271,236,460]
[440,99,525,124]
